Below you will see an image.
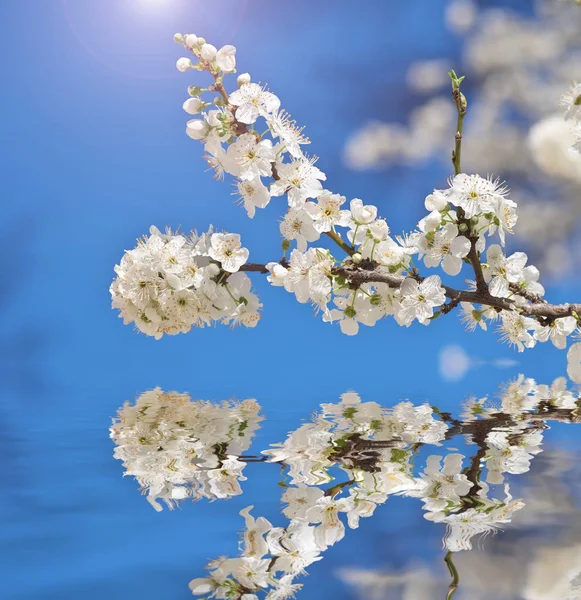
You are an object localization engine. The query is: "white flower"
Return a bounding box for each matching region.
[486,194,518,245]
[228,133,275,181]
[282,485,324,520]
[447,173,508,218]
[349,198,377,224]
[240,506,272,558]
[498,311,539,352]
[209,233,249,273]
[460,302,488,331]
[280,208,320,252]
[307,496,353,550]
[485,244,527,298]
[397,275,446,326]
[189,578,215,595]
[420,223,470,276]
[270,158,327,208]
[266,574,302,599]
[374,236,407,267]
[304,191,350,233]
[561,81,581,122]
[567,342,581,384]
[176,57,192,72]
[534,316,577,349]
[268,522,322,574]
[411,454,472,511]
[236,178,271,218]
[326,292,378,336]
[442,500,525,552]
[425,191,448,212]
[233,557,271,589]
[267,110,310,158]
[266,262,289,287]
[283,249,314,303]
[418,210,442,233]
[216,44,236,72]
[485,429,543,483]
[229,83,281,125]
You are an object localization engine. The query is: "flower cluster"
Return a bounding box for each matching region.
[116,376,581,597]
[110,226,260,338]
[110,388,262,510]
[109,32,581,383]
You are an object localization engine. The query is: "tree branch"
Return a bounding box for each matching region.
[239,260,581,322]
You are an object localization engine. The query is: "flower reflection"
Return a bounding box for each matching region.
[110,388,263,510]
[111,376,581,598]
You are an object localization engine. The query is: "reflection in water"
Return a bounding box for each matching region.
[110,388,263,511]
[340,451,581,600]
[111,377,581,599]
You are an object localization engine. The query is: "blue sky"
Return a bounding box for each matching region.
[1,1,579,598]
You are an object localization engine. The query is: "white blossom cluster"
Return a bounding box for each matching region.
[110,388,263,510]
[110,226,260,338]
[121,378,580,597]
[409,454,525,552]
[189,392,445,599]
[109,32,581,384]
[344,0,581,276]
[341,448,581,600]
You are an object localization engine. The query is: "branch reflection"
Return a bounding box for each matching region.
[111,376,581,599]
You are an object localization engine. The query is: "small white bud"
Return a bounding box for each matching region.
[173,33,184,44]
[352,253,363,264]
[184,34,198,48]
[200,43,217,61]
[425,192,448,212]
[176,57,192,72]
[182,98,203,115]
[196,37,206,46]
[237,73,251,87]
[206,263,220,278]
[185,119,210,140]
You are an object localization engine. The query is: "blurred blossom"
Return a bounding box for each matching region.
[439,344,471,381]
[344,0,581,276]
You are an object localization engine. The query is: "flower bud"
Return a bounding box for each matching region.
[183,98,203,114]
[184,34,198,48]
[352,252,363,264]
[425,191,448,212]
[281,239,291,252]
[458,222,468,233]
[188,85,203,97]
[200,43,217,61]
[196,37,206,46]
[237,73,251,87]
[185,118,210,140]
[176,57,192,72]
[344,306,357,319]
[206,263,220,278]
[173,33,184,44]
